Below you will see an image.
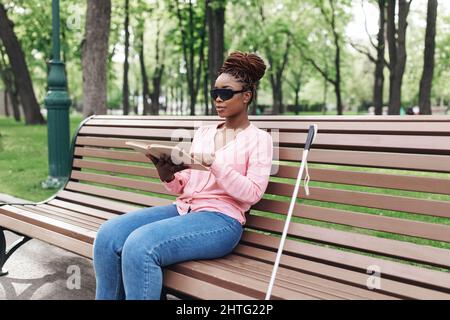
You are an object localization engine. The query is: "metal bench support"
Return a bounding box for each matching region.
[0,227,32,277]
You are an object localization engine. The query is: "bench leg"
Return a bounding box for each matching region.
[160,287,168,300]
[0,227,32,277]
[0,228,6,276]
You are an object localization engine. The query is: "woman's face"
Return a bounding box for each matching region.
[213,73,252,118]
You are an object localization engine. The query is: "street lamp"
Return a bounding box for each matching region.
[42,0,71,189]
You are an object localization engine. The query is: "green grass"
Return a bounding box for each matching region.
[0,114,84,202]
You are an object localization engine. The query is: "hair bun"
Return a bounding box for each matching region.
[219,51,266,86]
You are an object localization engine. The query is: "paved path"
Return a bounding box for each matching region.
[0,193,179,300]
[0,193,96,299]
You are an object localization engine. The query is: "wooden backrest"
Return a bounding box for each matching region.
[67,115,450,274]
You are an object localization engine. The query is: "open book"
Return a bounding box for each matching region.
[125,141,210,171]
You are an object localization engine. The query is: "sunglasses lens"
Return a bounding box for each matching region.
[211,89,233,101]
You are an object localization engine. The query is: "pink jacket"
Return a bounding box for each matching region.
[163,121,274,225]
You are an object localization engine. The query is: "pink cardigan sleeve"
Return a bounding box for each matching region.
[209,131,273,205]
[163,169,191,194]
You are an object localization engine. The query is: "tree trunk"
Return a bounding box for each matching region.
[267,38,290,115]
[207,0,225,115]
[373,0,386,115]
[176,0,207,116]
[323,72,328,115]
[270,76,282,115]
[150,18,164,115]
[294,83,300,115]
[203,61,209,115]
[387,0,411,115]
[287,70,302,115]
[333,30,343,115]
[419,0,437,115]
[0,4,45,124]
[137,30,151,115]
[82,0,111,117]
[122,0,130,115]
[3,88,9,117]
[151,66,163,115]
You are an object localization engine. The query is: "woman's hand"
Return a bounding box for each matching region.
[190,152,216,167]
[146,153,189,182]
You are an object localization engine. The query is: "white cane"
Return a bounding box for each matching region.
[265,124,318,300]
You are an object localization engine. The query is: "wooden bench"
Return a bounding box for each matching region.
[1,115,450,300]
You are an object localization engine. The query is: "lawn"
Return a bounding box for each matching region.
[0,114,84,202]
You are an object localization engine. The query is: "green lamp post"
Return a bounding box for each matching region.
[42,0,71,189]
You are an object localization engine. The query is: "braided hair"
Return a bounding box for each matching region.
[218,51,266,105]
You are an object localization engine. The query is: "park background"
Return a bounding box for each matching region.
[0,0,449,122]
[0,0,449,300]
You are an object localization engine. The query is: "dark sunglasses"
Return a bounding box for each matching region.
[210,88,247,101]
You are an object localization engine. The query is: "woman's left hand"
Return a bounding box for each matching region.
[190,152,215,167]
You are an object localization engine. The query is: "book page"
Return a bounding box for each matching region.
[125,141,210,171]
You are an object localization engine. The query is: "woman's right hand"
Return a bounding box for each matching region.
[146,153,189,182]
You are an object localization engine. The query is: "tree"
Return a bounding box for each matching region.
[0,3,45,124]
[150,16,165,115]
[386,0,412,115]
[82,0,112,117]
[350,0,386,115]
[135,20,151,115]
[206,0,226,115]
[122,0,130,115]
[296,0,349,115]
[172,0,207,115]
[258,4,292,115]
[419,0,437,115]
[0,44,20,121]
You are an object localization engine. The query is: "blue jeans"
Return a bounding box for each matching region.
[93,204,243,300]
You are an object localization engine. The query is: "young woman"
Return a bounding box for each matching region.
[93,51,273,300]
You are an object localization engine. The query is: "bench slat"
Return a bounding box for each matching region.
[56,189,142,214]
[74,142,450,174]
[232,245,450,300]
[252,200,450,242]
[215,255,395,300]
[240,232,450,292]
[70,171,168,196]
[64,181,172,208]
[90,114,450,122]
[169,260,318,300]
[79,125,450,154]
[246,215,450,269]
[163,270,255,300]
[213,256,397,300]
[0,214,93,258]
[0,205,96,244]
[198,260,350,300]
[265,183,450,219]
[19,205,100,230]
[278,166,450,196]
[73,158,157,179]
[46,199,118,221]
[36,204,106,225]
[287,148,450,173]
[86,119,450,134]
[76,136,181,149]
